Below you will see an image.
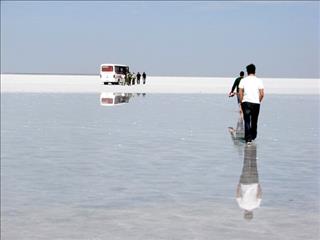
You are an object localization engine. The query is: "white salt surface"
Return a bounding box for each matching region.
[1,74,319,94]
[1,93,319,239]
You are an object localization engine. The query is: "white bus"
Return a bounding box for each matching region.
[100,64,129,85]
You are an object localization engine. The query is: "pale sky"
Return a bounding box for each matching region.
[1,1,319,78]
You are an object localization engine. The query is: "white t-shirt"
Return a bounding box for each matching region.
[239,75,264,104]
[236,183,262,211]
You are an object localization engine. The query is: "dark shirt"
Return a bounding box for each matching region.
[231,77,243,93]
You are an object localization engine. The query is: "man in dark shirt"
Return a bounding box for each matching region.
[136,72,141,84]
[229,71,245,113]
[142,72,147,84]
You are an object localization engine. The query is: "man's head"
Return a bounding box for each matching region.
[244,210,253,221]
[240,71,244,77]
[246,64,256,75]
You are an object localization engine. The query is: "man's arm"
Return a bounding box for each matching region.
[239,88,244,103]
[230,79,238,92]
[259,89,264,103]
[229,78,240,96]
[236,183,241,198]
[257,184,262,198]
[229,82,236,96]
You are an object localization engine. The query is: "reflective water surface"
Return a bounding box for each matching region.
[1,93,319,240]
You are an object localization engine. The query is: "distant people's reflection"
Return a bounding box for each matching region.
[236,144,262,221]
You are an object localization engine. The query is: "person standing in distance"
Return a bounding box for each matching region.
[136,72,141,84]
[229,71,245,114]
[239,64,264,144]
[142,72,147,84]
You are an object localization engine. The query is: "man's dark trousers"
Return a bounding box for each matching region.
[241,102,260,142]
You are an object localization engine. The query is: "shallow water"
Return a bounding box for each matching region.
[1,93,319,240]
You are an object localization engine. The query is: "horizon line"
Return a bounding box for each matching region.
[1,72,319,79]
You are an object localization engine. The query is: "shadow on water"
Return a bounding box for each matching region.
[99,92,146,106]
[228,115,262,221]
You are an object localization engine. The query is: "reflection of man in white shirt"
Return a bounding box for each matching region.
[236,144,262,220]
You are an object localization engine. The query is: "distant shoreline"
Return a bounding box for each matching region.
[1,74,319,94]
[1,72,319,79]
[1,73,98,76]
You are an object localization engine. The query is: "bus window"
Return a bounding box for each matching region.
[115,66,126,74]
[101,98,113,104]
[102,66,113,72]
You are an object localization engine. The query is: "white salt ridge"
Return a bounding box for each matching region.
[1,74,319,94]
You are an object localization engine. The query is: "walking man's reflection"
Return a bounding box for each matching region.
[228,116,245,145]
[236,144,262,220]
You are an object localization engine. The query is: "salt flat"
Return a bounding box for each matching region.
[1,74,319,94]
[1,93,319,239]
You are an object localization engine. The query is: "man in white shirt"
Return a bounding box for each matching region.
[239,64,264,144]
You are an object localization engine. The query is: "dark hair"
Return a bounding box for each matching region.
[246,64,256,75]
[240,71,244,77]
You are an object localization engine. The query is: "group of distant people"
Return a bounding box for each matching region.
[125,71,147,85]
